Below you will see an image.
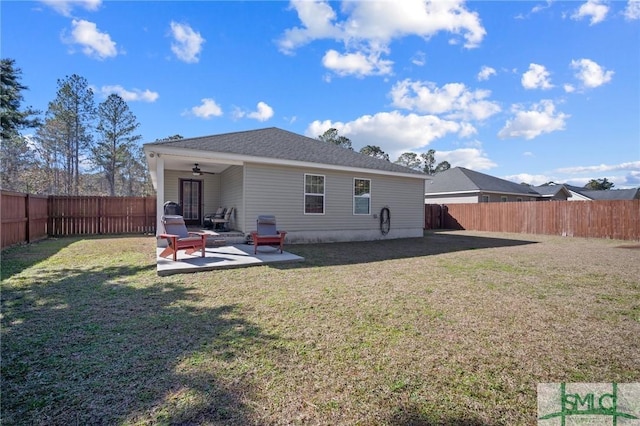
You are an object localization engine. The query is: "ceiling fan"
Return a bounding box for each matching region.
[192,163,215,176]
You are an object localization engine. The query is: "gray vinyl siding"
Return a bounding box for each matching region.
[243,163,424,232]
[220,166,243,231]
[163,169,221,220]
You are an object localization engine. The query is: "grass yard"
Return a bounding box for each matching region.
[1,231,639,425]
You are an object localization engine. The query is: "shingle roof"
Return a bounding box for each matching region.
[563,184,639,200]
[533,184,571,198]
[578,188,640,200]
[425,167,541,196]
[145,127,425,176]
[534,185,563,196]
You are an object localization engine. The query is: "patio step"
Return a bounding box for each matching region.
[205,232,246,246]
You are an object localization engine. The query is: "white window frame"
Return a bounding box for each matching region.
[353,178,371,215]
[501,196,508,202]
[481,195,490,203]
[304,173,325,215]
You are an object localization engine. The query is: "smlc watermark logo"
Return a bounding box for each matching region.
[538,383,640,425]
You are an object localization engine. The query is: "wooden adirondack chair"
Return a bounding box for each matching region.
[250,215,287,254]
[159,215,207,261]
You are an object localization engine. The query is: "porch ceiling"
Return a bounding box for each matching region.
[161,157,233,174]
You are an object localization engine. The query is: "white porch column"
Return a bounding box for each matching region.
[155,154,165,237]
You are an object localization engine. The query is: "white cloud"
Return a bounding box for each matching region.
[521,63,553,90]
[279,0,486,77]
[498,99,569,140]
[233,102,274,121]
[40,0,101,17]
[306,111,467,161]
[571,0,609,25]
[322,49,393,77]
[97,85,159,102]
[563,84,576,93]
[531,1,554,14]
[624,0,640,20]
[65,19,117,60]
[477,66,496,81]
[187,98,223,119]
[551,161,640,189]
[278,1,342,54]
[390,79,501,121]
[570,58,614,89]
[437,147,497,170]
[170,22,205,63]
[503,173,552,186]
[411,51,426,67]
[248,102,275,122]
[556,161,640,174]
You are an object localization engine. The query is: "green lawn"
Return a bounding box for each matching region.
[2,232,639,425]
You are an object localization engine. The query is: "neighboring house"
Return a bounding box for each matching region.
[562,184,640,201]
[144,127,428,243]
[553,184,593,201]
[533,183,574,201]
[424,167,561,204]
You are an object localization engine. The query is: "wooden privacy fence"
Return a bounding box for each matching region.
[1,191,49,249]
[49,196,156,237]
[426,200,640,241]
[1,191,157,250]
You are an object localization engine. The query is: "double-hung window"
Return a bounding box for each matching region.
[304,174,325,214]
[353,178,371,215]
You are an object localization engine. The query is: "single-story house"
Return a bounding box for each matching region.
[143,127,428,243]
[424,167,571,203]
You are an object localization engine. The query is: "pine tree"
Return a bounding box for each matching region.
[92,94,141,196]
[40,74,95,194]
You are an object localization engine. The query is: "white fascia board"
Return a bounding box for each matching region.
[146,146,429,181]
[425,190,480,196]
[480,190,541,198]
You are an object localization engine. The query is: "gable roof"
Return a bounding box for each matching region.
[425,167,541,197]
[144,127,425,177]
[533,184,572,198]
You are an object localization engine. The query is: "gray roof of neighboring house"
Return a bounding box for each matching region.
[534,185,562,196]
[533,184,572,198]
[425,167,541,196]
[145,127,426,176]
[563,184,639,200]
[578,188,640,200]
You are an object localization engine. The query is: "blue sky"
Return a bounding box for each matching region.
[3,0,639,187]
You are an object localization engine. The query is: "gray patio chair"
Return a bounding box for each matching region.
[159,215,207,261]
[212,207,234,231]
[250,215,287,254]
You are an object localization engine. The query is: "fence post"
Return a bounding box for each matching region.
[25,193,31,243]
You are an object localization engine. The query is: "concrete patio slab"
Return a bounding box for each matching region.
[156,244,304,276]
